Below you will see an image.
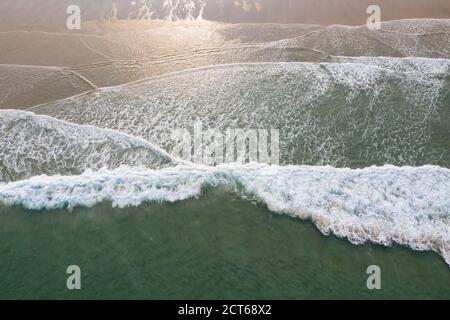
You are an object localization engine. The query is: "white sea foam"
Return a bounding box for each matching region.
[0,163,449,266]
[333,56,450,77]
[126,0,208,21]
[34,60,450,167]
[271,20,450,58]
[0,110,176,182]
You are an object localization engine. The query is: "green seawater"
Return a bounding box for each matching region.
[0,191,449,300]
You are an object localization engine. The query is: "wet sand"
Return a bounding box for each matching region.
[1,19,450,110]
[0,0,449,29]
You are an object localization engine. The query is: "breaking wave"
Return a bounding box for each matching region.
[0,110,176,182]
[0,163,449,266]
[34,58,450,167]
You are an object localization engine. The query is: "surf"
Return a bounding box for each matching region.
[32,58,450,168]
[0,110,176,182]
[0,163,449,266]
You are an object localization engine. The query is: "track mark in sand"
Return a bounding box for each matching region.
[66,43,332,72]
[64,69,98,89]
[78,38,114,62]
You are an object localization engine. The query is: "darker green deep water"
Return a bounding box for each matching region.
[0,191,449,300]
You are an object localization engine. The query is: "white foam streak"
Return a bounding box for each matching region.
[0,163,449,266]
[128,0,208,21]
[0,110,176,182]
[34,59,450,168]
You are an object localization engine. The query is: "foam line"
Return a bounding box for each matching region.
[0,163,449,266]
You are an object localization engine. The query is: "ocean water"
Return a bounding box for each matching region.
[33,58,450,167]
[0,191,449,300]
[1,20,450,299]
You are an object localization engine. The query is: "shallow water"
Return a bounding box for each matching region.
[34,59,450,168]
